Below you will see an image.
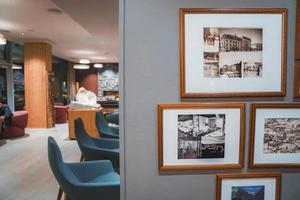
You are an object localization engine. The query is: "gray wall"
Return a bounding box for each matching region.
[121,0,300,200]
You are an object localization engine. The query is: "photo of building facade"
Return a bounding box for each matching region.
[203,27,263,78]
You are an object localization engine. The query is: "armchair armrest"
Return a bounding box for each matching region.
[73,182,120,200]
[110,127,119,135]
[91,137,119,149]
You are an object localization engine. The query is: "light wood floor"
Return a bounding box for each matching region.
[0,124,80,200]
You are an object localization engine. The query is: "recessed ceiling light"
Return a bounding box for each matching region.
[73,64,89,69]
[94,64,103,68]
[47,8,63,14]
[79,59,90,64]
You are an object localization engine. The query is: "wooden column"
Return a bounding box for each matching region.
[295,0,300,97]
[24,42,54,128]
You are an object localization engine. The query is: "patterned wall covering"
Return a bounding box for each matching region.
[97,63,119,97]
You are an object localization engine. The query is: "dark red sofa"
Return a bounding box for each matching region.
[4,110,28,138]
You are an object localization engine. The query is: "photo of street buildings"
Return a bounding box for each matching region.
[203,27,263,78]
[231,185,265,200]
[177,114,225,159]
[264,118,300,154]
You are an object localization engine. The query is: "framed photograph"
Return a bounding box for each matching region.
[249,103,300,168]
[216,173,281,200]
[179,8,287,97]
[157,103,245,171]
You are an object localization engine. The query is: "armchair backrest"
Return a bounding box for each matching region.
[95,112,111,133]
[75,118,94,148]
[47,137,78,194]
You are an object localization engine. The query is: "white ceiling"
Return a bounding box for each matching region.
[0,0,118,63]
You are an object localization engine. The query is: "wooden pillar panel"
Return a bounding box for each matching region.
[295,1,300,97]
[296,0,300,60]
[24,42,54,128]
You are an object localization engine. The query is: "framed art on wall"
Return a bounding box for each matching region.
[216,173,281,200]
[157,103,245,171]
[179,8,287,97]
[249,103,300,168]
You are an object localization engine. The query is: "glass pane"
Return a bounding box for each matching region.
[0,44,5,60]
[12,43,25,110]
[0,68,7,104]
[13,68,24,111]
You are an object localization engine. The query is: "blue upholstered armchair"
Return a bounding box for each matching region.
[105,111,119,125]
[75,118,120,171]
[96,112,119,139]
[48,137,120,200]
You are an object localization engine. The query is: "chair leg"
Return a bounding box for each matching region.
[80,154,84,162]
[57,187,63,200]
[64,194,70,200]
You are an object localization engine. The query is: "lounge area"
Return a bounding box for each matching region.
[0,0,120,200]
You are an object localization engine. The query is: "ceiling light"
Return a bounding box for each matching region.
[0,33,6,45]
[73,64,90,69]
[93,63,103,68]
[12,64,22,69]
[79,59,90,64]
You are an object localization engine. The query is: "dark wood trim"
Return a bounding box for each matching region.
[179,8,287,98]
[295,0,300,60]
[294,63,300,98]
[157,103,245,171]
[249,103,300,168]
[294,0,300,97]
[216,173,281,200]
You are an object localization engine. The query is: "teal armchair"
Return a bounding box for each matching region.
[48,137,120,200]
[96,112,119,139]
[75,118,119,172]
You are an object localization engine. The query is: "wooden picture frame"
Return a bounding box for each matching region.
[216,173,281,200]
[249,103,300,168]
[179,8,287,98]
[157,103,245,171]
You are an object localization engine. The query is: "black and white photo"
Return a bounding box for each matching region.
[204,63,220,78]
[177,114,225,159]
[203,27,263,78]
[219,61,242,78]
[264,118,300,154]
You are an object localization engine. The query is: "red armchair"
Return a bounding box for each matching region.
[55,105,68,123]
[4,111,28,138]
